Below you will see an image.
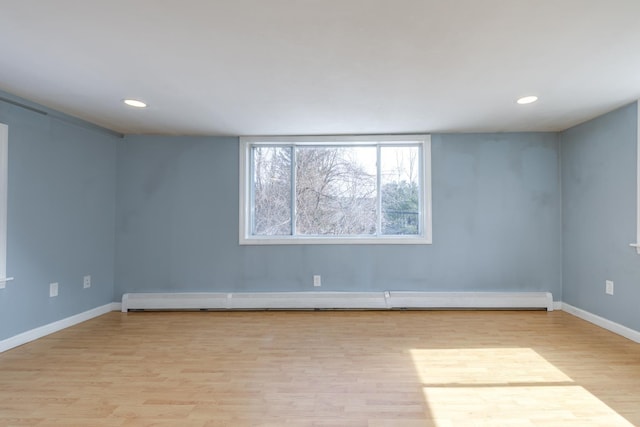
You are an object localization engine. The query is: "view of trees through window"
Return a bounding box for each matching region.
[381,146,420,235]
[251,144,421,237]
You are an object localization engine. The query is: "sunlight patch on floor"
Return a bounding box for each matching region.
[411,348,571,385]
[411,348,634,426]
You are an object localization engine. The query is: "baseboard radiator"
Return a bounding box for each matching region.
[121,291,554,312]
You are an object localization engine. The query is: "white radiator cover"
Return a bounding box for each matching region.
[121,291,554,312]
[388,291,553,310]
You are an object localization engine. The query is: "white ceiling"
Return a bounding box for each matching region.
[1,0,639,136]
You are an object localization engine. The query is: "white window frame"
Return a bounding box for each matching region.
[0,124,10,288]
[239,134,432,245]
[632,101,640,254]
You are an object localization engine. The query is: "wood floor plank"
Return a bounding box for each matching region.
[0,310,639,426]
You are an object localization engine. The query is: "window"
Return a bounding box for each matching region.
[632,101,640,254]
[0,124,9,288]
[239,135,431,244]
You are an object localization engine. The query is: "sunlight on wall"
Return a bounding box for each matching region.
[410,348,633,426]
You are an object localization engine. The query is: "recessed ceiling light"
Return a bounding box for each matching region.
[123,99,147,108]
[517,95,538,105]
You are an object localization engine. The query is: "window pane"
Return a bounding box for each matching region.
[252,146,292,235]
[295,146,377,235]
[381,146,420,235]
[0,124,7,283]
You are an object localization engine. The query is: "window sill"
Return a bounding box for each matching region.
[239,235,432,245]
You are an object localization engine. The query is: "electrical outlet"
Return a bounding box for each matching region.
[83,275,91,289]
[605,280,614,295]
[49,282,58,298]
[313,275,321,287]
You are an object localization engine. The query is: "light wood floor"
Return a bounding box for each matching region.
[0,310,639,426]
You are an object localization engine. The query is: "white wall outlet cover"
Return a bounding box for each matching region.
[605,280,614,295]
[313,275,321,287]
[83,275,91,288]
[49,282,59,297]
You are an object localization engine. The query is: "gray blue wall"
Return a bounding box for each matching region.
[0,94,118,341]
[561,102,640,331]
[114,133,562,299]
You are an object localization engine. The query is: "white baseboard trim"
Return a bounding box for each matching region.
[121,291,554,312]
[560,302,640,343]
[0,302,120,353]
